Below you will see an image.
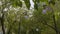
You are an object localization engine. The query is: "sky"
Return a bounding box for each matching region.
[30,0,34,9]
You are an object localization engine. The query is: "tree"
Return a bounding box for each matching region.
[0,0,60,34]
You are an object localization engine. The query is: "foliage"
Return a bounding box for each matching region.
[0,0,60,34]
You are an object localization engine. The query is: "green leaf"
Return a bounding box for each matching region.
[24,0,30,9]
[10,0,22,7]
[33,0,40,10]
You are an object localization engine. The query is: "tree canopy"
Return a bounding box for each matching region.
[0,0,60,34]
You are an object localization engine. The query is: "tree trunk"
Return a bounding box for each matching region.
[51,7,58,34]
[0,13,5,34]
[7,26,11,34]
[18,22,20,34]
[53,14,58,34]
